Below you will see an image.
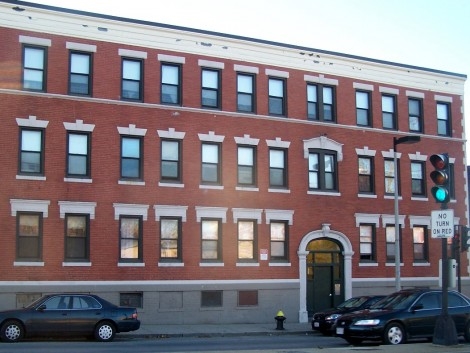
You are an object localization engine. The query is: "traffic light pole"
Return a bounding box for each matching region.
[432,203,458,346]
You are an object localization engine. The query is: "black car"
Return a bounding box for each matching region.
[0,293,140,342]
[334,288,470,345]
[311,295,385,335]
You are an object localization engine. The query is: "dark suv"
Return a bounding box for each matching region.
[334,288,470,345]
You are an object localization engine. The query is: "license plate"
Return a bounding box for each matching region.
[336,327,344,335]
[314,322,320,328]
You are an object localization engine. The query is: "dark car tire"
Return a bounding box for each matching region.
[0,320,24,343]
[383,322,406,345]
[464,322,470,342]
[94,321,116,342]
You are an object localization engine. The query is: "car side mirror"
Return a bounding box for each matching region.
[37,304,46,311]
[411,304,424,311]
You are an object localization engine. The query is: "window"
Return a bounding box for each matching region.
[201,291,222,307]
[356,91,371,126]
[237,73,255,112]
[269,148,287,188]
[121,136,142,180]
[201,219,222,261]
[119,216,142,262]
[437,102,451,136]
[270,221,288,261]
[160,217,181,261]
[358,156,374,193]
[17,212,42,261]
[161,139,181,182]
[201,69,220,108]
[268,78,286,116]
[237,146,256,186]
[411,161,426,196]
[307,84,335,121]
[409,98,423,132]
[238,290,258,306]
[382,95,396,130]
[19,129,44,175]
[121,58,143,101]
[69,52,92,95]
[384,158,399,195]
[120,293,143,308]
[359,224,376,262]
[65,214,89,261]
[238,220,256,261]
[201,143,221,185]
[66,132,90,178]
[413,226,428,262]
[386,225,401,262]
[161,63,181,105]
[22,46,46,91]
[308,150,337,191]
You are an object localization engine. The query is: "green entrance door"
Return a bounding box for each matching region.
[306,238,344,315]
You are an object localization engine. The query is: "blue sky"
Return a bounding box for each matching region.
[22,0,470,154]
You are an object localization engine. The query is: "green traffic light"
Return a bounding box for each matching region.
[431,186,450,203]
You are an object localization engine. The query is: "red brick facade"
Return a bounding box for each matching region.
[0,1,467,324]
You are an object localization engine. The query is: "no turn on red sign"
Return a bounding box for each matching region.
[431,209,454,238]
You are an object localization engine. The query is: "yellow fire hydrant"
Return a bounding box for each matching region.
[275,309,286,330]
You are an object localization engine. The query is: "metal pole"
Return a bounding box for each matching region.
[393,140,401,291]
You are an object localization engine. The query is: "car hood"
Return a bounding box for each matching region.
[340,308,399,320]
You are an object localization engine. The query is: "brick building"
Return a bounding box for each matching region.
[0,0,467,324]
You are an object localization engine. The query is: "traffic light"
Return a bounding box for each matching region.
[429,153,450,204]
[461,226,470,252]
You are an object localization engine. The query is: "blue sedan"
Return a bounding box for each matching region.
[0,293,140,342]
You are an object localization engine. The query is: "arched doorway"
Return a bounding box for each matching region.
[306,238,343,314]
[297,224,353,323]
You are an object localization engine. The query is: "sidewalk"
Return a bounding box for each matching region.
[120,322,470,352]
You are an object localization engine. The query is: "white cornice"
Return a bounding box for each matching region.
[1,2,465,96]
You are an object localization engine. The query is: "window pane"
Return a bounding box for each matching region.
[269,79,283,97]
[238,75,253,93]
[271,223,285,241]
[202,241,218,259]
[271,242,285,257]
[239,221,254,240]
[122,138,140,157]
[323,87,333,104]
[122,159,139,178]
[162,141,179,160]
[202,144,218,163]
[24,70,43,89]
[68,155,87,175]
[123,60,141,80]
[22,130,41,151]
[269,97,283,114]
[324,155,334,172]
[270,150,284,168]
[69,134,88,154]
[121,218,139,238]
[21,152,40,173]
[202,70,218,88]
[411,163,422,178]
[202,164,218,182]
[437,103,449,119]
[122,80,140,99]
[162,65,178,84]
[161,219,179,239]
[162,161,178,178]
[70,74,89,94]
[359,158,371,175]
[162,85,178,103]
[409,99,420,115]
[356,92,369,108]
[25,47,44,69]
[238,147,253,165]
[307,85,317,102]
[19,214,40,236]
[202,220,219,240]
[71,53,90,74]
[382,96,394,112]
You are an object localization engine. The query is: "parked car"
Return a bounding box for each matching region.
[311,295,385,335]
[0,293,140,342]
[334,288,470,345]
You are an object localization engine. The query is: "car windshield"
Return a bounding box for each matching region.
[25,296,48,309]
[370,292,419,310]
[337,297,368,309]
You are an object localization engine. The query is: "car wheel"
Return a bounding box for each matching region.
[464,322,470,342]
[0,320,24,343]
[94,321,116,342]
[383,322,406,345]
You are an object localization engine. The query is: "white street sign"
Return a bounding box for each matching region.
[431,209,454,238]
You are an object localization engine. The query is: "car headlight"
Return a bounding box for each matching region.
[354,319,380,326]
[325,314,341,321]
